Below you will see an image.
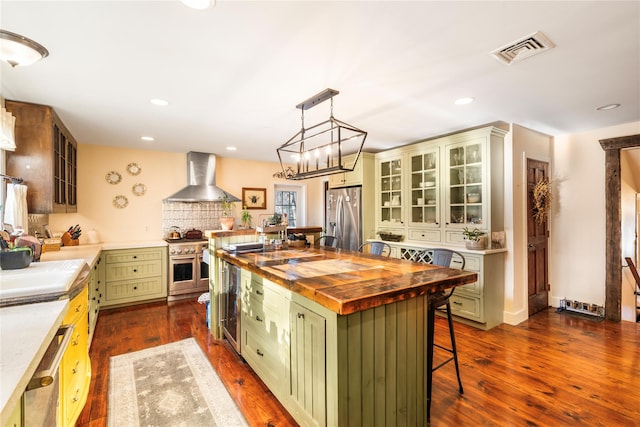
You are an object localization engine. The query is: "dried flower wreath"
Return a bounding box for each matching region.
[533,178,552,224]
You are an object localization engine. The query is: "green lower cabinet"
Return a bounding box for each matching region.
[239,270,428,427]
[289,302,326,427]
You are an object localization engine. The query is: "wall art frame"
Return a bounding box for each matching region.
[242,187,266,209]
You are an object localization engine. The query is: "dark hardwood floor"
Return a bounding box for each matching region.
[77,300,640,426]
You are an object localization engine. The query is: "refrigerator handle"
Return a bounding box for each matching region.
[336,195,344,242]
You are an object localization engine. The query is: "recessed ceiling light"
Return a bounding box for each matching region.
[141,136,155,141]
[180,0,215,10]
[596,103,621,111]
[454,97,475,105]
[150,98,169,106]
[226,146,237,151]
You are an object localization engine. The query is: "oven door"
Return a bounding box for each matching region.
[169,255,197,294]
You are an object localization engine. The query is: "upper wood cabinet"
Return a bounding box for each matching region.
[5,100,78,214]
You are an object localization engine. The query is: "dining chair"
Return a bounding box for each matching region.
[315,235,340,249]
[357,241,392,257]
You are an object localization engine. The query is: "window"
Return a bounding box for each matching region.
[275,185,304,227]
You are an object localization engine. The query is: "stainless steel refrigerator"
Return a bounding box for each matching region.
[326,186,362,251]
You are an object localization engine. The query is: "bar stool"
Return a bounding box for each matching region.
[425,248,465,422]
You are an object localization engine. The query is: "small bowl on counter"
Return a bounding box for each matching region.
[0,248,33,270]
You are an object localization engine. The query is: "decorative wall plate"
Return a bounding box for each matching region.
[113,195,129,209]
[106,171,122,185]
[132,183,146,196]
[126,163,141,176]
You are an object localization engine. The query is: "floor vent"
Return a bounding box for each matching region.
[559,298,605,319]
[490,31,555,65]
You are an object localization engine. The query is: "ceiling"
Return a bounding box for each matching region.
[1,1,639,164]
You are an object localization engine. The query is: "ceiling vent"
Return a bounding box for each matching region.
[490,31,555,65]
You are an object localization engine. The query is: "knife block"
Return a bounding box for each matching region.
[61,232,79,246]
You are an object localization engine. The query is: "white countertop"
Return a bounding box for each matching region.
[0,299,69,425]
[0,258,86,300]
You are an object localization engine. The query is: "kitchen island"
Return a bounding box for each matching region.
[216,247,477,427]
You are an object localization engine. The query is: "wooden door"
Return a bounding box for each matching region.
[527,159,550,316]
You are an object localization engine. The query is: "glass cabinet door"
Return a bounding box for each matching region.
[446,141,484,226]
[379,157,403,224]
[409,149,439,226]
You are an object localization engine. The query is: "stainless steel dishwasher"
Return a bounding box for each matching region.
[24,324,74,426]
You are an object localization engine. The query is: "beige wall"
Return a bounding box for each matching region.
[551,121,640,322]
[48,145,325,243]
[503,124,553,325]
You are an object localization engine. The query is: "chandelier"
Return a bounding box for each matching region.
[277,88,367,180]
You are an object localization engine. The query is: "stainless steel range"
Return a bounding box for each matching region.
[166,238,209,301]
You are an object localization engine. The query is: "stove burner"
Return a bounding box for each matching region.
[164,237,207,244]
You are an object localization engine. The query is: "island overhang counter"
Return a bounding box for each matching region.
[214,247,477,426]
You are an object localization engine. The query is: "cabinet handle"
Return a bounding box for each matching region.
[453,300,463,306]
[256,349,264,357]
[297,313,305,319]
[133,269,138,272]
[256,289,263,296]
[133,255,138,259]
[133,286,138,290]
[255,315,263,322]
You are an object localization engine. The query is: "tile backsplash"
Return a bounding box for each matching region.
[161,201,223,237]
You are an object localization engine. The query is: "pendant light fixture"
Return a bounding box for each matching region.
[277,88,367,180]
[0,29,49,67]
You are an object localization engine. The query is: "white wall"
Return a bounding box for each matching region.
[551,121,640,322]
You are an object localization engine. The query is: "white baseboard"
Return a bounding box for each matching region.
[502,308,528,325]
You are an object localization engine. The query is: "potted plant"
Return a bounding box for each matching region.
[462,226,486,250]
[219,193,236,230]
[240,206,253,229]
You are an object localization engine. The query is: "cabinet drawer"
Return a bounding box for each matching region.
[104,277,165,303]
[64,287,88,324]
[454,280,481,296]
[408,229,441,242]
[449,293,482,321]
[444,230,465,244]
[242,327,286,393]
[106,260,163,281]
[244,295,289,340]
[105,248,163,264]
[464,256,481,271]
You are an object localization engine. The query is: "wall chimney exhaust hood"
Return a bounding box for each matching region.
[164,152,240,202]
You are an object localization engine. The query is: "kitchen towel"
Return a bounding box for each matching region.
[3,183,28,232]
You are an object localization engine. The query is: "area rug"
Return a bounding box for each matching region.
[108,338,248,427]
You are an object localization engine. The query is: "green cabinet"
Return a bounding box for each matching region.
[236,266,429,426]
[102,247,167,307]
[289,302,326,427]
[376,125,507,248]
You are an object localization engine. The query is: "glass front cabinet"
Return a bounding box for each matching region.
[375,126,506,248]
[378,154,404,227]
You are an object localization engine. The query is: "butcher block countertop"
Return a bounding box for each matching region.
[216,247,477,315]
